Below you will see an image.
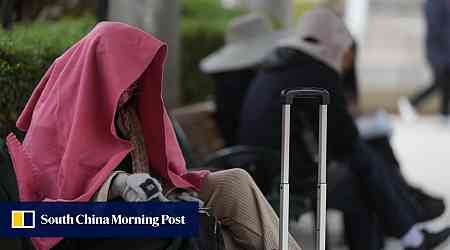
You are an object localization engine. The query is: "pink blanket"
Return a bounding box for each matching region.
[6,22,208,250]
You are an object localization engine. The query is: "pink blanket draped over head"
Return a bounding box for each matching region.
[6,21,209,250]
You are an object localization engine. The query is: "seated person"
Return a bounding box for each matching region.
[239,7,450,250]
[4,22,301,250]
[341,40,445,223]
[199,11,444,250]
[200,14,284,146]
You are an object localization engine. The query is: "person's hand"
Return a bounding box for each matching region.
[111,173,168,202]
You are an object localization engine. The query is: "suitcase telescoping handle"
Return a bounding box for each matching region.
[279,88,329,250]
[281,88,330,105]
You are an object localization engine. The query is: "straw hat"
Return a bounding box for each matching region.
[200,13,285,74]
[277,7,353,73]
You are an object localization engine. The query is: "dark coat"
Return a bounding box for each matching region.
[212,69,256,146]
[238,48,360,184]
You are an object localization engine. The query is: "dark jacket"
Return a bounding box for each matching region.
[238,48,360,183]
[212,69,256,146]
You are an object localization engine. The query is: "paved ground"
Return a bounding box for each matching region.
[290,116,450,250]
[357,0,441,114]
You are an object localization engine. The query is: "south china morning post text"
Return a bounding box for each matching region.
[40,213,187,227]
[0,202,199,238]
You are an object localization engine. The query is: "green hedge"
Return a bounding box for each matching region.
[181,0,242,104]
[0,1,240,139]
[0,16,96,138]
[0,0,311,139]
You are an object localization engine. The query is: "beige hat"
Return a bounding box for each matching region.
[277,7,353,73]
[200,13,286,74]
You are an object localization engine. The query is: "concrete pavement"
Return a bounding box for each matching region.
[356,0,443,114]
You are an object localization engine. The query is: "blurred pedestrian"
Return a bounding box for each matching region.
[400,0,450,119]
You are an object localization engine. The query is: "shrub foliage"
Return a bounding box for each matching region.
[0,16,95,138]
[0,1,241,138]
[0,0,312,138]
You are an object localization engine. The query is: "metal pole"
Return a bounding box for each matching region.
[316,105,327,250]
[280,104,291,250]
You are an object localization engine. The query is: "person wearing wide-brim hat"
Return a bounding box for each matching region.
[200,13,286,74]
[200,14,286,146]
[239,7,450,250]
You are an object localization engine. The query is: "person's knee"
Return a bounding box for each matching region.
[212,168,254,192]
[227,168,253,184]
[202,168,255,198]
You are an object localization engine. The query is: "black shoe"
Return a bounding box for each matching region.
[405,228,450,250]
[409,186,446,222]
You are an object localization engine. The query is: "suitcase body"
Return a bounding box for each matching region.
[279,88,329,250]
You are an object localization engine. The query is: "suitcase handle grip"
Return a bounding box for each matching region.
[281,88,330,105]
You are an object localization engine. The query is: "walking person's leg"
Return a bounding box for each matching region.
[410,80,440,108]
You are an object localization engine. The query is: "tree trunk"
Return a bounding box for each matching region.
[1,0,15,30]
[108,0,180,109]
[96,0,109,22]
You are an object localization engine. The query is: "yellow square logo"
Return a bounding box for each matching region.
[11,210,35,229]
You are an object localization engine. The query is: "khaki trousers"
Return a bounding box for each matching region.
[199,168,302,250]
